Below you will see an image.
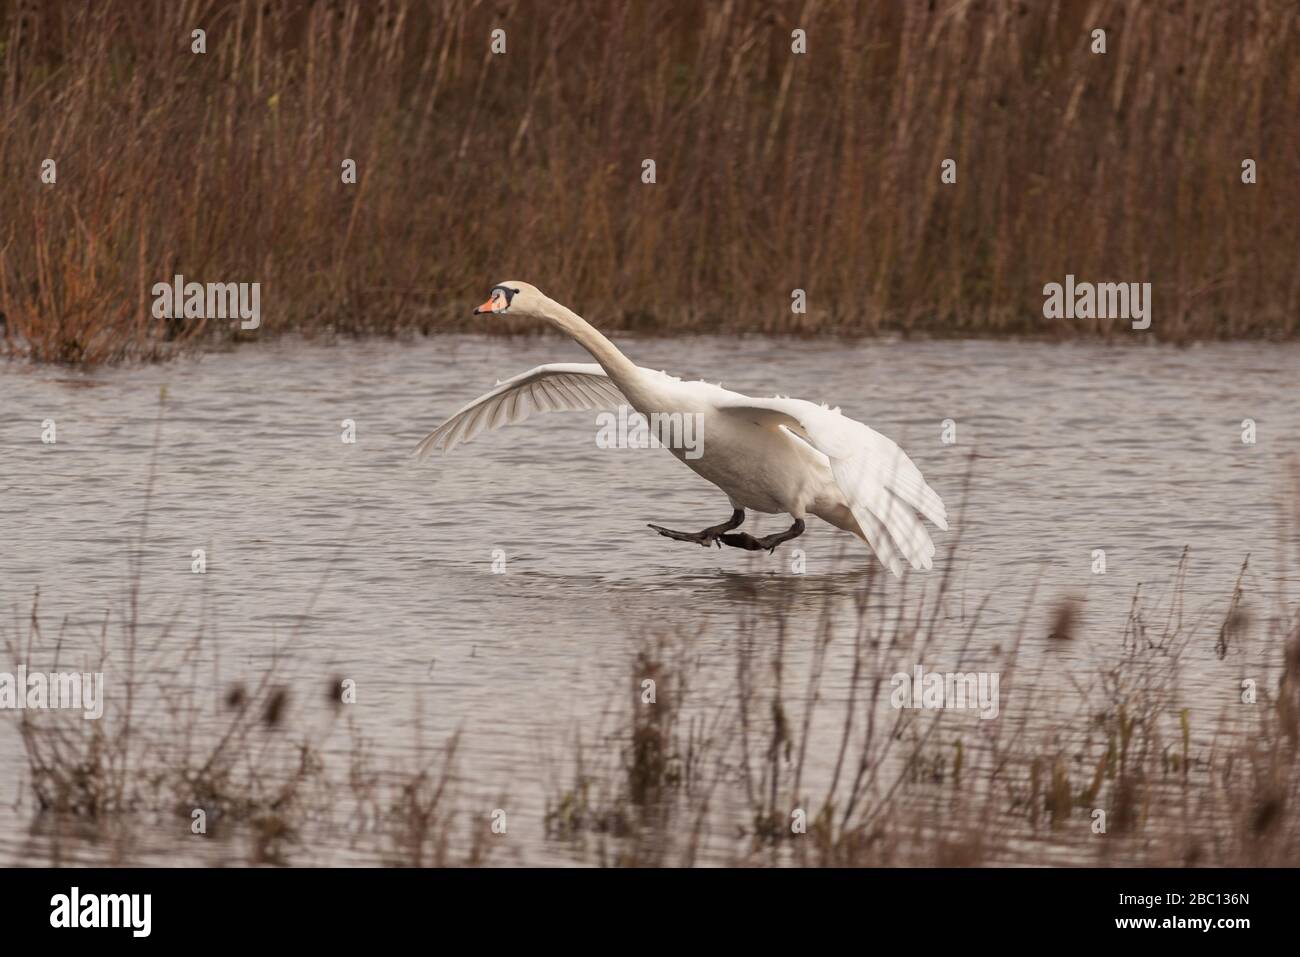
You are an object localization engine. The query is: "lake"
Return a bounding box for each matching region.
[1,335,1296,865]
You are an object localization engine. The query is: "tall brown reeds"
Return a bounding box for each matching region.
[2,0,1297,361]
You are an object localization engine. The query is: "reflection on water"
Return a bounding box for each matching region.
[1,335,1296,865]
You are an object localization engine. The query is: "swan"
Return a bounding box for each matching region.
[415,282,948,576]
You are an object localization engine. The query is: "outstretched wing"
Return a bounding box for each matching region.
[415,363,626,457]
[716,396,948,577]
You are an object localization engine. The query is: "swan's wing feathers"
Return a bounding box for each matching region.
[716,396,947,576]
[415,363,625,458]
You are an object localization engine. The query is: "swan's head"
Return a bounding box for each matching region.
[473,280,543,318]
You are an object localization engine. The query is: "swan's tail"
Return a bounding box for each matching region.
[814,498,936,579]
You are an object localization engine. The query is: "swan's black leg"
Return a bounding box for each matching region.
[648,508,744,548]
[720,518,806,554]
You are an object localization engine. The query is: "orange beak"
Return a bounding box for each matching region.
[472,296,497,315]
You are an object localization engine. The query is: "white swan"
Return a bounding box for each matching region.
[415,282,948,576]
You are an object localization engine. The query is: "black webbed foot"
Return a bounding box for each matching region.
[647,508,745,548]
[720,519,806,554]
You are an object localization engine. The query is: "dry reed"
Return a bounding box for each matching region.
[1,0,1297,364]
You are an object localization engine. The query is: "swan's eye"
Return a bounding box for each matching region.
[490,286,520,312]
[474,286,516,315]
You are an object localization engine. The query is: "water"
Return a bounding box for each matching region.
[1,335,1296,865]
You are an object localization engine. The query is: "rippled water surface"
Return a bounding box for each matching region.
[1,335,1296,865]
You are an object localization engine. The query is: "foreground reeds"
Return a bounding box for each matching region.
[2,0,1297,363]
[5,421,1296,866]
[541,544,1300,867]
[9,526,1298,866]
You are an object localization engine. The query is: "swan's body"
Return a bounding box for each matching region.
[416,282,947,577]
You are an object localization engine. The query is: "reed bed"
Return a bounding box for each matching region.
[1,0,1297,364]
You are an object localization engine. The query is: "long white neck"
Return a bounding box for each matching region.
[536,296,640,386]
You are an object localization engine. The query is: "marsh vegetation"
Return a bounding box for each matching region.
[3,0,1297,364]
